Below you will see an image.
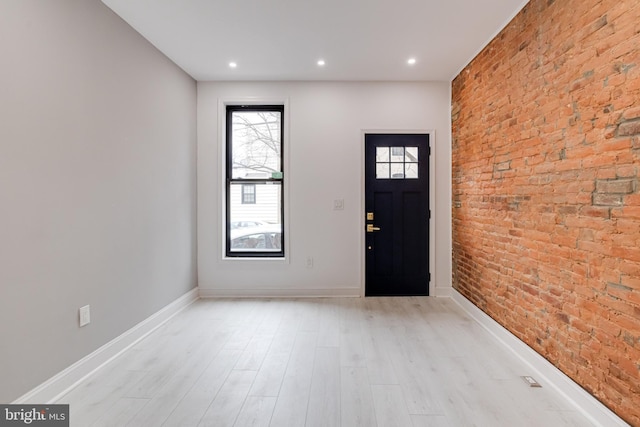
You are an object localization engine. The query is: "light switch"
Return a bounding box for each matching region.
[79,305,91,327]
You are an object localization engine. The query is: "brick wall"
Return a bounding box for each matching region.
[451,0,640,424]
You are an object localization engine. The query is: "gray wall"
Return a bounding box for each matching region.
[0,0,197,402]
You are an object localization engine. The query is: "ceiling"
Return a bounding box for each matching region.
[101,0,528,82]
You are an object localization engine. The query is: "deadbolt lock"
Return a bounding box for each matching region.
[366,212,374,221]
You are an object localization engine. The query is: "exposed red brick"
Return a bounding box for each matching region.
[595,179,636,194]
[451,0,640,423]
[618,120,640,137]
[623,106,640,121]
[593,193,624,206]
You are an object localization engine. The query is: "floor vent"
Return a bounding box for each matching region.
[521,375,542,387]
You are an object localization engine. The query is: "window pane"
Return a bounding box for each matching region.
[229,182,282,252]
[391,147,404,162]
[241,184,256,204]
[376,163,390,179]
[390,163,404,178]
[376,147,389,162]
[405,163,418,179]
[231,111,282,179]
[405,147,418,162]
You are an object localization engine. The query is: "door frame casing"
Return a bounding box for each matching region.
[360,129,436,297]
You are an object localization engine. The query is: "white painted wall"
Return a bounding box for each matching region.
[198,82,452,296]
[0,0,197,402]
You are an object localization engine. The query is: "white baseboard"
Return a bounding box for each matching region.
[199,287,451,298]
[13,287,199,405]
[199,287,361,298]
[451,290,629,427]
[433,285,452,297]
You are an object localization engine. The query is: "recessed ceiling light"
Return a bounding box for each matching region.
[229,62,237,68]
[317,59,326,66]
[407,58,417,65]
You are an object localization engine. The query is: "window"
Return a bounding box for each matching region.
[375,146,419,179]
[226,105,284,257]
[241,184,256,204]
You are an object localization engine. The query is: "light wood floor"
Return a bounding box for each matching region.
[58,297,594,426]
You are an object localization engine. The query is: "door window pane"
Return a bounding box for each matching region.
[405,162,418,178]
[405,147,418,162]
[376,147,389,162]
[391,146,404,162]
[390,163,404,179]
[375,145,419,180]
[376,163,390,179]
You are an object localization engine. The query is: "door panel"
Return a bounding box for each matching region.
[373,192,393,275]
[365,134,429,296]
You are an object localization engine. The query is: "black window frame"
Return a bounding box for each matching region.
[226,105,285,258]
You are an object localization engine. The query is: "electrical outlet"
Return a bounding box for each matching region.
[306,256,313,268]
[333,199,344,210]
[79,305,91,327]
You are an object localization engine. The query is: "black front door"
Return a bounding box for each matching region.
[365,134,430,296]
